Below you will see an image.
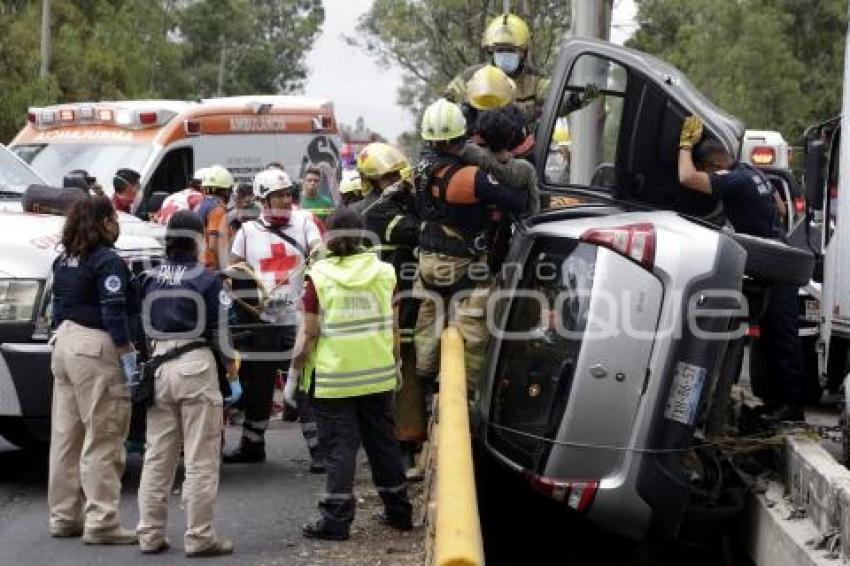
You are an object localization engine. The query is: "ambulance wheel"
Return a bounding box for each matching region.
[730,233,815,286]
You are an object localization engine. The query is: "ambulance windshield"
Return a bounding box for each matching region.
[0,145,45,196]
[13,143,152,195]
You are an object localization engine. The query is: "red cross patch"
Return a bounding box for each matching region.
[259,243,298,285]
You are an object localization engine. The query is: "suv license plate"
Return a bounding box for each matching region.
[664,362,706,426]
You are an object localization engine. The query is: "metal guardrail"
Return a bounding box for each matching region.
[433,326,484,566]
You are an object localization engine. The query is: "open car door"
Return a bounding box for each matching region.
[535,38,745,219]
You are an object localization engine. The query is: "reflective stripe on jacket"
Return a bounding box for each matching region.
[310,252,397,399]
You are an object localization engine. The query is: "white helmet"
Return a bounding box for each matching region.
[203,165,234,192]
[253,168,294,200]
[192,167,210,186]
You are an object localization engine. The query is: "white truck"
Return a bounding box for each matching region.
[0,143,162,448]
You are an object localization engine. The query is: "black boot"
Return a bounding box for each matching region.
[760,403,805,424]
[222,437,266,464]
[301,519,349,541]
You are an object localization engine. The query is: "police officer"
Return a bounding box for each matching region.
[225,168,324,467]
[135,210,238,557]
[413,99,526,393]
[678,115,805,421]
[445,13,549,130]
[353,142,426,476]
[49,196,137,544]
[293,208,412,541]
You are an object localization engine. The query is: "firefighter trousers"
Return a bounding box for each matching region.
[48,321,131,535]
[413,252,492,392]
[137,341,223,554]
[313,392,412,533]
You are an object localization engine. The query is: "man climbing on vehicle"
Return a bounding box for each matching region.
[677,115,806,422]
[413,98,526,395]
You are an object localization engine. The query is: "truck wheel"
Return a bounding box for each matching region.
[729,233,814,286]
[0,420,48,452]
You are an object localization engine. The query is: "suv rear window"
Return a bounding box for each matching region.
[488,237,597,471]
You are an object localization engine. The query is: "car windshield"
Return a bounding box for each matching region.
[0,145,45,196]
[12,143,152,195]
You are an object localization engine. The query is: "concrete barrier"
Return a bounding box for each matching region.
[433,326,484,566]
[743,435,850,565]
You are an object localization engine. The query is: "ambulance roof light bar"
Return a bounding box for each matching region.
[27,104,176,130]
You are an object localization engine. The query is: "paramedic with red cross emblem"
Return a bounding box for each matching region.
[223,168,324,465]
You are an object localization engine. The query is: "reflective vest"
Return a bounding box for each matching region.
[309,252,397,399]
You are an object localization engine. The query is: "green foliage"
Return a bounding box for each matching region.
[0,0,324,142]
[629,0,847,143]
[352,0,570,118]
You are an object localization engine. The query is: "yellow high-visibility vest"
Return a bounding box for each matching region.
[309,252,397,399]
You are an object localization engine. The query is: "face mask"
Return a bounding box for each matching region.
[493,51,521,75]
[262,207,290,227]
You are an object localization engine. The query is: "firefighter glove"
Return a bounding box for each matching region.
[680,115,704,150]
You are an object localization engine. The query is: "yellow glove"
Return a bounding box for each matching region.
[679,115,704,150]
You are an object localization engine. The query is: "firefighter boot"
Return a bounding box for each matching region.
[222,437,265,464]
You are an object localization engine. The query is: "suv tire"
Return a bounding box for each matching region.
[729,233,814,286]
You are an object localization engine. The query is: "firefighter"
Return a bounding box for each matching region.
[352,142,426,477]
[677,115,805,422]
[197,165,234,271]
[293,208,412,541]
[224,168,325,469]
[48,196,137,544]
[136,210,238,557]
[444,13,549,130]
[413,98,526,394]
[339,170,364,207]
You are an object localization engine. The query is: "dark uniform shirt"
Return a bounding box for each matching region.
[709,162,783,239]
[139,256,229,343]
[52,245,132,346]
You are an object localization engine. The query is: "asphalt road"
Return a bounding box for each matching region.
[0,423,421,566]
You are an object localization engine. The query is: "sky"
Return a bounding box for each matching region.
[303,0,638,143]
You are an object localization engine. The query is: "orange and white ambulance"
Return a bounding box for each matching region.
[10,95,343,216]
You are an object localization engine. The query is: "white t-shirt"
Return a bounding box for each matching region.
[155,188,204,225]
[231,210,321,324]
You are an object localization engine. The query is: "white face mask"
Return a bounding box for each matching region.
[493,51,522,75]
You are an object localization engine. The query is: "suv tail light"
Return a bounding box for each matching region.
[581,223,656,269]
[523,471,598,512]
[751,146,776,165]
[794,197,805,214]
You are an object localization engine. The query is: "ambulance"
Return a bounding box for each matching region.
[9,96,343,217]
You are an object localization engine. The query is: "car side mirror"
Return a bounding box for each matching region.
[804,139,826,211]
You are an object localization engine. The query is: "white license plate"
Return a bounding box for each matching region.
[664,362,706,426]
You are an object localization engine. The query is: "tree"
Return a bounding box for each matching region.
[352,0,570,118]
[0,0,325,142]
[628,0,846,143]
[178,0,324,96]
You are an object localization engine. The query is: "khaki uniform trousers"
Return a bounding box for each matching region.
[48,320,131,534]
[137,341,223,553]
[413,252,492,391]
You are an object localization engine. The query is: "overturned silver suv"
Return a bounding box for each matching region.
[473,40,813,541]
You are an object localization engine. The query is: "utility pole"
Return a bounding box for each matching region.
[569,0,613,185]
[40,0,51,79]
[217,33,226,97]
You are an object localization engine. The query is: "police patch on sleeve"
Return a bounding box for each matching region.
[104,274,122,293]
[219,290,233,307]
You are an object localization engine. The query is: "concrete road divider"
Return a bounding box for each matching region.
[433,326,484,566]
